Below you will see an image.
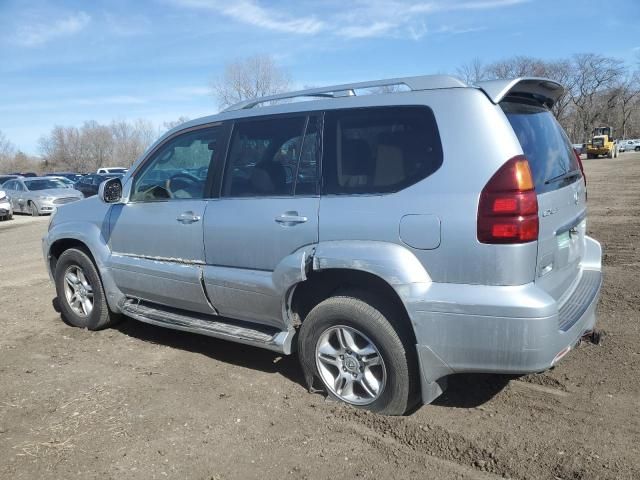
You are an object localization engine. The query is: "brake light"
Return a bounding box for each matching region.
[477,156,539,244]
[574,148,586,186]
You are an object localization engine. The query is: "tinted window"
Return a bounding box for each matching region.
[3,180,15,190]
[223,116,306,197]
[323,107,443,194]
[502,101,580,193]
[132,127,221,202]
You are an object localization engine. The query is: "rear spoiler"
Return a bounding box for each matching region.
[475,77,564,108]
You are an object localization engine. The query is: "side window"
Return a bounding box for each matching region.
[323,107,443,194]
[4,181,15,190]
[222,116,306,197]
[131,126,221,202]
[295,116,321,196]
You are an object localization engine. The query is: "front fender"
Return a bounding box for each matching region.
[44,219,126,312]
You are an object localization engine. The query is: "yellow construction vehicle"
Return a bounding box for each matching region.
[586,126,618,159]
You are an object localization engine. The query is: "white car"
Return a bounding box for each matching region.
[97,167,127,174]
[0,189,13,220]
[619,140,640,153]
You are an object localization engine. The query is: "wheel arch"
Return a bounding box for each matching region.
[46,222,125,312]
[278,240,430,332]
[290,267,417,345]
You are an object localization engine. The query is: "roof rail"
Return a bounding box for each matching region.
[223,75,467,112]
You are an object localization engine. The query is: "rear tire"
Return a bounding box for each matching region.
[298,291,419,416]
[587,153,595,159]
[54,248,120,330]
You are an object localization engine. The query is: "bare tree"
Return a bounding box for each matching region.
[82,121,114,171]
[456,58,487,84]
[162,116,191,132]
[566,53,625,141]
[39,119,157,172]
[111,119,156,167]
[614,73,640,139]
[0,130,16,169]
[211,54,291,110]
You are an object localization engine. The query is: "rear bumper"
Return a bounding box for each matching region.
[401,236,602,403]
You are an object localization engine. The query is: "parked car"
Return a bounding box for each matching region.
[572,143,585,155]
[48,176,76,188]
[0,189,12,220]
[9,172,38,177]
[75,173,124,197]
[97,167,127,174]
[618,139,640,153]
[2,176,83,216]
[46,172,84,182]
[44,75,602,415]
[0,174,23,186]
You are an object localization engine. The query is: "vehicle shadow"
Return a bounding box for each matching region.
[115,316,515,410]
[431,373,517,409]
[114,317,307,388]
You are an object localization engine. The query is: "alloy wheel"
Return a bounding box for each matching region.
[315,325,386,405]
[63,265,94,317]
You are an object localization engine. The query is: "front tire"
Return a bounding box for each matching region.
[298,292,418,415]
[54,248,120,330]
[29,202,39,217]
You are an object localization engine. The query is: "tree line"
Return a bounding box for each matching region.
[457,53,640,142]
[2,52,638,174]
[0,117,189,174]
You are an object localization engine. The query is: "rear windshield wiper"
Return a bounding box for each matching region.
[544,170,581,185]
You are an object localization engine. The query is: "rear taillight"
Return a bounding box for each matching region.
[477,155,539,244]
[574,148,586,186]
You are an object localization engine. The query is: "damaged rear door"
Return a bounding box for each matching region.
[202,114,321,329]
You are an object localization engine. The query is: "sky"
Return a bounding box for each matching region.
[1,0,639,155]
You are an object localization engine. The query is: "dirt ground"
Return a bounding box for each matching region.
[1,153,639,480]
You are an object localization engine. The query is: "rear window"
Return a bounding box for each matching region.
[323,106,443,195]
[502,101,579,193]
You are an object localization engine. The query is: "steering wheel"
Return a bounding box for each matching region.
[165,172,201,198]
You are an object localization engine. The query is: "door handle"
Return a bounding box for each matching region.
[275,211,308,225]
[177,211,201,224]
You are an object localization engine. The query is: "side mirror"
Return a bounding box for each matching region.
[98,177,123,203]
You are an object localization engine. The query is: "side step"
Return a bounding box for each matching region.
[121,300,295,354]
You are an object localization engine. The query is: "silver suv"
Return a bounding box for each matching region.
[43,75,602,415]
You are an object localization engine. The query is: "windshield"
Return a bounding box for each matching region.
[107,168,126,173]
[54,177,74,186]
[502,101,580,193]
[24,178,68,191]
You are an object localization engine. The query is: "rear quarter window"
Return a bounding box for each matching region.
[502,101,580,193]
[323,106,443,195]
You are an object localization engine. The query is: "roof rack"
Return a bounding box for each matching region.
[223,75,467,112]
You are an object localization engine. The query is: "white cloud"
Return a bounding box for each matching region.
[170,0,528,40]
[173,0,324,34]
[339,22,397,39]
[15,12,91,47]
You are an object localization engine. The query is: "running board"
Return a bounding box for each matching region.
[121,300,295,354]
